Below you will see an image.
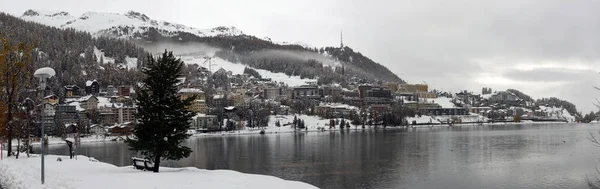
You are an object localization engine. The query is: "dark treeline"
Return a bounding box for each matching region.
[0,13,147,97]
[243,67,261,79]
[507,89,534,102]
[321,46,404,83]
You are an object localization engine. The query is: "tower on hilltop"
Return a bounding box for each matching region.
[340,30,344,48]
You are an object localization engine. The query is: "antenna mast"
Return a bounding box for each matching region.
[340,29,344,48]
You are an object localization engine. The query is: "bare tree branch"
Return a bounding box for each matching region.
[588,131,600,147]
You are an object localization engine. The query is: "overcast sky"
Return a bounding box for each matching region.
[3,0,600,113]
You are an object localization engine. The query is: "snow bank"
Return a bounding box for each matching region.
[0,152,317,189]
[433,115,488,123]
[269,114,340,130]
[406,115,441,125]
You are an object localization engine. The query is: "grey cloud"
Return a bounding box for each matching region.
[502,68,586,82]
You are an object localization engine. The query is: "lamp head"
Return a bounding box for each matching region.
[34,67,56,80]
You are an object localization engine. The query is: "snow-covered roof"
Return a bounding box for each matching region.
[85,80,97,87]
[432,97,456,108]
[65,95,96,103]
[192,113,217,119]
[97,96,123,109]
[44,94,58,99]
[318,103,359,110]
[90,125,105,128]
[179,88,204,93]
[213,94,224,99]
[67,102,85,111]
[176,77,186,86]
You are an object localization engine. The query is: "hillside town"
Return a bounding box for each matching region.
[35,68,578,138]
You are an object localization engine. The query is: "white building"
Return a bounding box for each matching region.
[191,114,218,131]
[90,125,107,135]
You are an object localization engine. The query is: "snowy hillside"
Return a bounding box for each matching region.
[21,9,243,39]
[180,54,316,86]
[539,106,576,122]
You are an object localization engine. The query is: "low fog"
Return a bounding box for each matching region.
[139,41,346,69]
[251,49,341,67]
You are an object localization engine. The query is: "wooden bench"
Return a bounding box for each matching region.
[131,157,155,171]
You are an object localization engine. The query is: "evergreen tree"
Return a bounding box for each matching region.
[226,120,235,131]
[330,119,335,129]
[293,115,298,128]
[127,51,194,173]
[247,119,253,128]
[299,119,305,129]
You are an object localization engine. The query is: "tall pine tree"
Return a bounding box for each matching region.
[127,50,194,173]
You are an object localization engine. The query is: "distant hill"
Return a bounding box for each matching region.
[490,89,581,118]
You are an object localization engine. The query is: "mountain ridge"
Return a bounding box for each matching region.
[20,9,244,39]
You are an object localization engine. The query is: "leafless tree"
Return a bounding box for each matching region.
[588,131,600,188]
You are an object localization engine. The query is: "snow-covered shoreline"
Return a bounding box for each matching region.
[4,115,579,148]
[0,151,317,189]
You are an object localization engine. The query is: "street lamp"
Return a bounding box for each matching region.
[34,67,55,185]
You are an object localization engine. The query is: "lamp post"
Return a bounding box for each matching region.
[34,67,55,185]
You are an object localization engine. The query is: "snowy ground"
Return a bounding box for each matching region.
[538,106,576,122]
[191,114,353,137]
[406,115,441,125]
[0,151,316,189]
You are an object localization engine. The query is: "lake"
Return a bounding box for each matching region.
[42,123,600,189]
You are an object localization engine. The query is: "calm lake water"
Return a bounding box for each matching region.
[42,123,600,189]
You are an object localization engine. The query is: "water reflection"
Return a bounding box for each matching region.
[41,124,600,189]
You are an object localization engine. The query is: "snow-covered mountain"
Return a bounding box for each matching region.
[21,9,244,39]
[14,9,404,83]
